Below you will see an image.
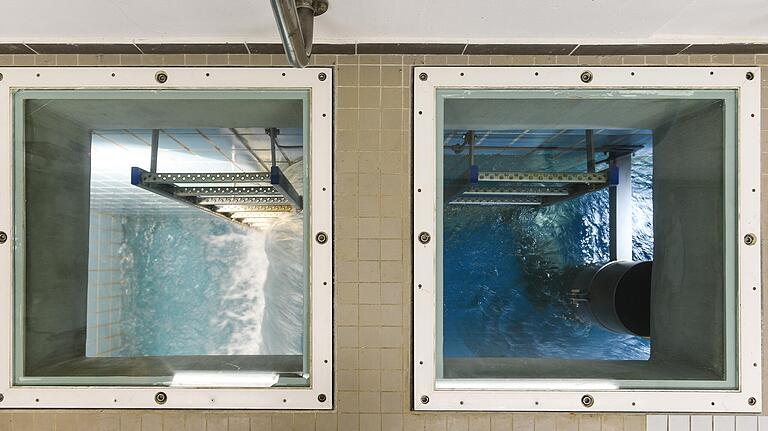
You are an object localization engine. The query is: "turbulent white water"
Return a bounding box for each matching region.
[259,212,306,355]
[206,161,307,356]
[206,229,270,355]
[99,163,307,357]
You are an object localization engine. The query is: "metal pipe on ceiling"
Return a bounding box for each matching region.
[270,0,329,68]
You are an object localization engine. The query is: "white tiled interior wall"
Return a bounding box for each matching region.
[648,416,767,431]
[85,210,126,357]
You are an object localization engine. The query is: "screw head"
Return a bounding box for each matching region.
[420,395,430,404]
[746,71,755,80]
[744,233,757,246]
[418,231,431,244]
[0,393,4,402]
[419,72,428,81]
[0,231,6,244]
[315,231,328,244]
[580,70,593,83]
[154,391,167,405]
[749,397,757,406]
[581,394,594,407]
[318,72,327,81]
[0,73,3,81]
[318,393,327,402]
[155,71,168,84]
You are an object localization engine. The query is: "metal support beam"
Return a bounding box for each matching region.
[450,196,542,206]
[271,165,303,210]
[609,153,633,261]
[467,131,475,166]
[199,196,290,205]
[464,185,569,196]
[265,127,292,166]
[174,186,281,197]
[586,129,595,173]
[478,171,608,184]
[140,172,271,184]
[215,204,294,213]
[150,129,159,173]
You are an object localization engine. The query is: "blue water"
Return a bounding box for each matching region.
[442,154,653,361]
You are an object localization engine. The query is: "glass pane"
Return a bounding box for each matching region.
[436,89,737,389]
[13,90,310,387]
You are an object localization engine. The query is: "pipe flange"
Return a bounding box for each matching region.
[296,0,328,16]
[313,0,329,16]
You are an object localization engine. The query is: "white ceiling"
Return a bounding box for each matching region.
[3,0,768,44]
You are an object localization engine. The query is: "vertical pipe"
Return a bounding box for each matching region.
[586,129,595,173]
[270,0,328,68]
[267,128,279,168]
[150,129,159,173]
[467,130,475,166]
[609,153,633,261]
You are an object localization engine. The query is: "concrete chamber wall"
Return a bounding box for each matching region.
[652,102,727,377]
[22,106,92,375]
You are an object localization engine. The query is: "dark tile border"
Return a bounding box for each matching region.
[464,44,576,55]
[0,44,35,54]
[138,43,248,54]
[3,42,768,57]
[313,43,356,55]
[27,44,141,54]
[246,43,355,54]
[245,43,285,54]
[681,44,768,54]
[357,43,465,55]
[572,44,689,56]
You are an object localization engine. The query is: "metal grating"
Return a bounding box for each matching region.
[478,171,608,183]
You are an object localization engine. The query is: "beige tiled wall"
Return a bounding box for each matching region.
[0,52,766,430]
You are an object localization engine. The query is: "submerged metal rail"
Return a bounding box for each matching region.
[450,196,543,206]
[443,129,621,207]
[270,0,329,68]
[449,168,615,207]
[477,171,608,184]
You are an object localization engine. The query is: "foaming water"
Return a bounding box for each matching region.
[113,209,304,357]
[443,155,653,361]
[205,227,269,355]
[260,213,306,355]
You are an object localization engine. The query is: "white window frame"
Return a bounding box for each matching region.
[412,66,762,413]
[0,67,333,409]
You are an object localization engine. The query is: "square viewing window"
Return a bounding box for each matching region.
[413,67,761,412]
[0,68,333,409]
